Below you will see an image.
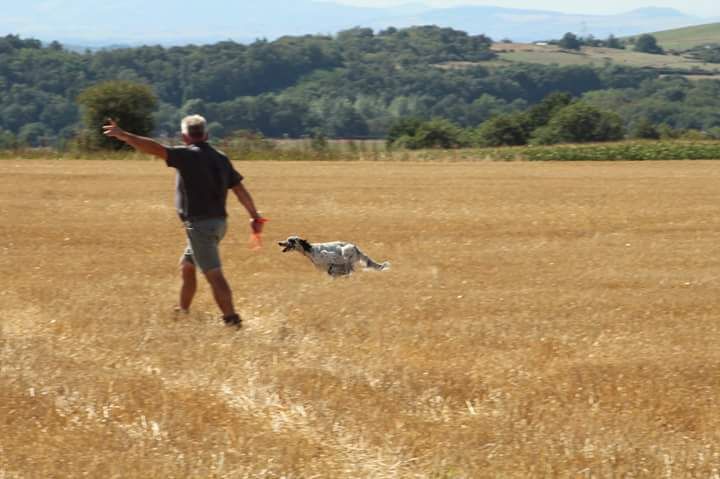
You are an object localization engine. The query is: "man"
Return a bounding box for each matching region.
[103,115,264,328]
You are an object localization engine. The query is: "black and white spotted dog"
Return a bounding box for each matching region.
[278,236,390,277]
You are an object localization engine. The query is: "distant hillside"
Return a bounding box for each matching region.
[485,42,720,78]
[2,25,720,146]
[649,23,720,50]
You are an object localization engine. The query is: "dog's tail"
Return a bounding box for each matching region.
[365,256,390,271]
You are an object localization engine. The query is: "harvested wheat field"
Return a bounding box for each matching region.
[3,158,720,478]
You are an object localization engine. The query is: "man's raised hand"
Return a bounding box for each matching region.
[102,119,125,140]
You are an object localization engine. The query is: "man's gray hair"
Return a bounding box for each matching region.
[181,115,207,139]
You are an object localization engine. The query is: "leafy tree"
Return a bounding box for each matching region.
[327,102,369,138]
[472,92,572,146]
[18,122,50,147]
[526,92,573,129]
[598,65,655,89]
[634,34,664,55]
[532,102,625,144]
[465,94,518,126]
[0,128,17,149]
[550,33,624,49]
[605,35,625,50]
[558,33,582,51]
[0,34,41,53]
[77,81,158,149]
[583,77,720,131]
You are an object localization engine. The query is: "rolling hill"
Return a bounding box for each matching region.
[432,41,720,81]
[468,22,720,79]
[650,23,720,50]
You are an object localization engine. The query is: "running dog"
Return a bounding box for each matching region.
[278,236,390,277]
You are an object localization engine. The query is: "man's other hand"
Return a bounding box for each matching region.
[250,217,267,235]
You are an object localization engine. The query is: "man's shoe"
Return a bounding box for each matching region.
[223,314,242,328]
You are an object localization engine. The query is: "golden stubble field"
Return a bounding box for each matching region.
[3,158,720,478]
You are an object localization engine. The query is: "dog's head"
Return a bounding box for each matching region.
[278,236,312,253]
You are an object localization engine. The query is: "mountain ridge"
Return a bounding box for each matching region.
[2,1,713,47]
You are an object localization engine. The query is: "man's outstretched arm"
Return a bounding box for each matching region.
[102,120,168,160]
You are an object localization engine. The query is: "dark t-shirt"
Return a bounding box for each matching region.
[166,142,243,221]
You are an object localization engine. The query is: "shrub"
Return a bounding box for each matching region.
[474,113,531,147]
[630,118,660,140]
[389,118,468,149]
[678,129,709,141]
[657,123,684,139]
[707,127,720,140]
[386,118,424,146]
[634,34,664,55]
[410,119,468,149]
[310,130,329,151]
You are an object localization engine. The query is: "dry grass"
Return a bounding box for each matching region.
[3,158,720,477]
[271,139,387,152]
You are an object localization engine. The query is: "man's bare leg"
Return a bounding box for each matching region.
[204,268,238,324]
[179,261,197,312]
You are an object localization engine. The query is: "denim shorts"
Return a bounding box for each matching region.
[181,218,227,272]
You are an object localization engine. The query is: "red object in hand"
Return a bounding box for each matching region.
[249,217,268,250]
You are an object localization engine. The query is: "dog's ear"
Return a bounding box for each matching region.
[298,239,312,253]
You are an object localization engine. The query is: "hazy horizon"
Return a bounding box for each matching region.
[331,0,716,17]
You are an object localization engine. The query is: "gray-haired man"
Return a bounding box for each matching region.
[103,115,264,327]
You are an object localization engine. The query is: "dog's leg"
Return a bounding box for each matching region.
[328,263,353,277]
[355,248,389,271]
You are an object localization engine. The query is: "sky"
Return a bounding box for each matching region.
[333,0,718,17]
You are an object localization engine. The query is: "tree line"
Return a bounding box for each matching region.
[386,90,720,150]
[0,27,719,150]
[552,32,665,55]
